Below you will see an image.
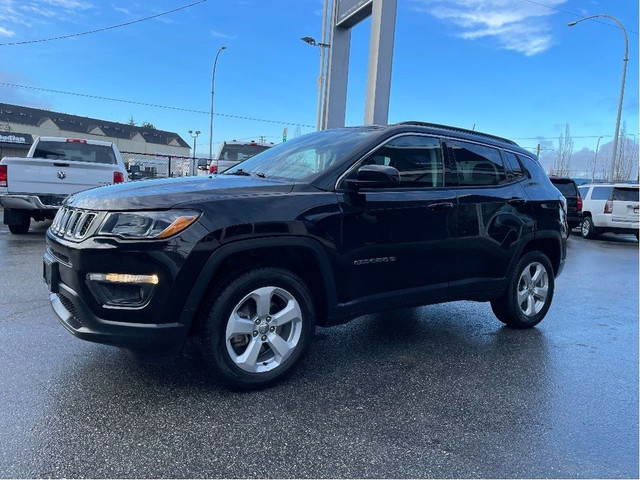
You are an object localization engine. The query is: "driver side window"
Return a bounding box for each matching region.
[347,135,444,188]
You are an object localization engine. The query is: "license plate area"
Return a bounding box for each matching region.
[43,256,60,293]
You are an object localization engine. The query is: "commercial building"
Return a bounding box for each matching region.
[0,102,190,160]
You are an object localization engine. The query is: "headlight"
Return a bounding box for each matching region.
[99,210,200,239]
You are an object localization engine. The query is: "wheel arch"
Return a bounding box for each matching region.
[181,237,337,333]
[519,233,563,277]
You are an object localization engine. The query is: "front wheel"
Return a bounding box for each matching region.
[197,268,315,390]
[491,252,554,329]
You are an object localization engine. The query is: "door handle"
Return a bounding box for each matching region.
[507,197,526,206]
[53,163,70,167]
[426,202,454,211]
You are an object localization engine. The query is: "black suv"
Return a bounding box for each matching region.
[44,122,567,389]
[549,176,582,230]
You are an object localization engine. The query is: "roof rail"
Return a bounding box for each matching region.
[395,121,518,146]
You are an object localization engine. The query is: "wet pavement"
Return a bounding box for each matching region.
[0,221,637,478]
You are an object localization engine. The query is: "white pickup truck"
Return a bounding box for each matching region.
[0,136,127,234]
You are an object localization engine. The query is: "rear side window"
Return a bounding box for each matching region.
[613,187,639,202]
[34,141,116,164]
[503,151,526,180]
[448,140,506,186]
[591,186,613,200]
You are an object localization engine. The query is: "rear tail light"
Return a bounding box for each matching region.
[577,195,583,212]
[209,165,218,174]
[604,200,613,214]
[66,138,88,144]
[113,172,125,183]
[0,165,7,187]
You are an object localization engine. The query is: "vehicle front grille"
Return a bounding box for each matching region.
[50,207,99,241]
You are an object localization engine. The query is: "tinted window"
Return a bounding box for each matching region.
[613,187,639,202]
[449,141,505,186]
[591,186,613,200]
[354,136,444,188]
[503,151,525,179]
[218,143,272,162]
[552,180,578,197]
[578,186,589,198]
[34,141,116,164]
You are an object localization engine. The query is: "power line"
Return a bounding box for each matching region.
[0,0,208,47]
[521,0,638,35]
[0,82,315,128]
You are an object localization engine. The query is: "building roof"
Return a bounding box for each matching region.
[0,103,189,148]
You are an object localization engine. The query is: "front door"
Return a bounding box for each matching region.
[337,135,457,303]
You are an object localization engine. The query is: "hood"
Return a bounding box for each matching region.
[67,175,294,211]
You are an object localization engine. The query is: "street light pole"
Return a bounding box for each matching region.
[301,35,331,131]
[188,129,200,176]
[568,14,629,182]
[209,46,227,171]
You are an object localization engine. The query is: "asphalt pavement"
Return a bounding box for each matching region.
[0,220,638,478]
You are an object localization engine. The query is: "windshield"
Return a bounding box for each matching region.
[223,128,380,182]
[552,180,577,197]
[34,141,116,164]
[218,143,272,162]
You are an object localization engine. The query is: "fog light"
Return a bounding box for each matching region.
[86,273,158,308]
[87,273,159,284]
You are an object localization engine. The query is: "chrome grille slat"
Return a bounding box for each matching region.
[49,207,99,241]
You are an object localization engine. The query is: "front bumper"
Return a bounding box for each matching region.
[43,221,212,355]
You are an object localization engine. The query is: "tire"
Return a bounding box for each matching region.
[7,214,30,234]
[197,267,315,390]
[581,215,596,239]
[490,251,554,329]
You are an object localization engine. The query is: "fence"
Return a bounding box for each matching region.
[120,151,209,179]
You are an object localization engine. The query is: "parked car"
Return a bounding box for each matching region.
[0,136,127,234]
[208,140,273,173]
[549,176,582,230]
[577,183,639,240]
[44,122,567,389]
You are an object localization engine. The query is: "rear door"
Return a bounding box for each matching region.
[612,186,639,226]
[446,141,534,294]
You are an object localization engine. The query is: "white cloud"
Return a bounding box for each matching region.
[412,0,569,56]
[0,0,95,36]
[210,30,236,40]
[0,26,15,37]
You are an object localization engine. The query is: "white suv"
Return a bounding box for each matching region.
[577,183,639,240]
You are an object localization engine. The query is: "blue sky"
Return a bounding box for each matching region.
[0,0,637,173]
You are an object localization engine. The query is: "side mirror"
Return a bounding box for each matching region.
[346,165,400,189]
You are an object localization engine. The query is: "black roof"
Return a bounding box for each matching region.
[0,103,189,148]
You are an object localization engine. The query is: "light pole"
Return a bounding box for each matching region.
[302,35,331,131]
[568,14,628,182]
[209,45,227,171]
[188,129,200,176]
[592,135,604,182]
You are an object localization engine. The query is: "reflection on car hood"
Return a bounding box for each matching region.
[66,175,294,211]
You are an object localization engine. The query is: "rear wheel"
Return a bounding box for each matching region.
[581,215,596,239]
[491,251,554,329]
[197,267,315,390]
[6,210,30,235]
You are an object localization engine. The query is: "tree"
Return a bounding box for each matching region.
[141,121,156,129]
[551,123,573,176]
[614,122,638,181]
[127,116,136,126]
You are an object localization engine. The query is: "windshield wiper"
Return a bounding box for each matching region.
[225,169,266,178]
[226,169,251,176]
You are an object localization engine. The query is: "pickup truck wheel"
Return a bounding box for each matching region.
[198,268,315,390]
[7,211,30,235]
[490,252,554,329]
[581,215,596,239]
